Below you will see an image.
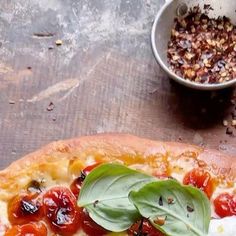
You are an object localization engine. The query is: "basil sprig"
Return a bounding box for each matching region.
[78,163,155,232]
[129,180,211,236]
[78,163,210,235]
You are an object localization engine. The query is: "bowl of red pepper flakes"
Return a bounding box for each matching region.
[151,0,236,90]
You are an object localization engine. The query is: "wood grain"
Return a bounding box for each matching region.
[0,0,235,169]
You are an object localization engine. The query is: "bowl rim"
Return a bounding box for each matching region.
[151,1,236,90]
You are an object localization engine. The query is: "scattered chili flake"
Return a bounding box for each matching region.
[153,216,166,226]
[231,111,236,119]
[231,119,236,126]
[47,102,55,111]
[158,196,163,206]
[149,88,158,94]
[167,5,236,84]
[33,32,54,37]
[226,127,233,135]
[203,4,213,11]
[55,39,63,46]
[223,120,228,127]
[187,205,194,212]
[93,200,99,208]
[9,100,15,105]
[167,197,174,204]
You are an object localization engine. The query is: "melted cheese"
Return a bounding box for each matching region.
[208,217,236,236]
[0,202,8,226]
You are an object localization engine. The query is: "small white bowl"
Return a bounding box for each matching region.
[151,0,236,90]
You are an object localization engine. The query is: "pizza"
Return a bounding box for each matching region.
[0,134,235,236]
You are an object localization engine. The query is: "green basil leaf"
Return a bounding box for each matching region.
[129,180,211,236]
[77,163,155,232]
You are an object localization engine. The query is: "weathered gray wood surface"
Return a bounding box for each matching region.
[0,0,235,169]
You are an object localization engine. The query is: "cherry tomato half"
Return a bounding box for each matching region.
[70,163,101,198]
[8,193,43,225]
[83,163,101,175]
[214,193,236,218]
[43,187,80,235]
[5,222,47,236]
[79,208,108,236]
[183,168,214,198]
[128,219,164,236]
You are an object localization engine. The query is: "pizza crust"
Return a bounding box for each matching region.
[0,134,235,198]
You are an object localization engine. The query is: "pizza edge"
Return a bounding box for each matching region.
[0,133,235,182]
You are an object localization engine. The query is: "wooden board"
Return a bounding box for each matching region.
[0,0,235,169]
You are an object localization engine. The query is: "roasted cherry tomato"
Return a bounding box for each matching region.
[70,174,85,198]
[183,168,214,198]
[5,222,47,236]
[79,208,108,236]
[8,193,43,225]
[214,193,236,217]
[70,163,101,198]
[83,163,101,175]
[43,187,80,235]
[128,219,164,236]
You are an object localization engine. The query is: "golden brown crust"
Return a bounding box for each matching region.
[0,134,235,188]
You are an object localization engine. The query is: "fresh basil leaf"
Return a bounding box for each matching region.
[129,180,211,236]
[78,163,155,232]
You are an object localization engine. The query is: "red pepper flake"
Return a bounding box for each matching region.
[158,196,163,206]
[231,120,236,126]
[55,40,63,46]
[203,4,213,11]
[93,200,99,208]
[167,197,174,204]
[223,120,228,127]
[231,111,236,119]
[226,127,233,135]
[153,216,167,226]
[47,102,55,111]
[167,5,236,84]
[33,32,54,37]
[187,205,194,212]
[9,100,15,105]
